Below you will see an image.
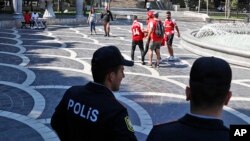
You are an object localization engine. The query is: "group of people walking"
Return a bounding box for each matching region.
[50,7,233,141]
[87,7,181,66]
[87,7,181,67]
[87,6,113,36]
[130,10,180,67]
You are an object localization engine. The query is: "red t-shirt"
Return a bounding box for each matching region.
[150,19,163,42]
[164,19,176,35]
[131,20,144,41]
[24,13,31,24]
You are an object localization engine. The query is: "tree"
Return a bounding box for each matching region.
[231,0,238,9]
[57,0,64,13]
[225,0,231,18]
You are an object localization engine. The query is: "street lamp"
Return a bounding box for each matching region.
[198,0,201,13]
[207,0,209,14]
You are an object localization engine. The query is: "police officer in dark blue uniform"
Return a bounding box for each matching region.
[51,46,137,141]
[146,57,232,141]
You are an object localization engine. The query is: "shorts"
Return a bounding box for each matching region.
[166,34,174,46]
[149,41,161,50]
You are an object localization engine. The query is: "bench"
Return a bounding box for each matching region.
[113,13,133,21]
[21,21,47,29]
[21,21,30,28]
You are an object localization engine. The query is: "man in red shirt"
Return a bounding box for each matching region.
[164,11,180,61]
[143,11,154,60]
[131,15,145,65]
[146,12,164,68]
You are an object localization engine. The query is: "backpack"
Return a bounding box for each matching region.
[155,20,165,38]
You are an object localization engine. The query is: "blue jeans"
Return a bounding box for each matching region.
[90,22,96,33]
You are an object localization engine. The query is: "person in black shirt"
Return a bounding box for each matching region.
[147,57,232,141]
[51,46,137,141]
[101,6,113,37]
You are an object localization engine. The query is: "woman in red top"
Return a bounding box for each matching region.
[24,10,31,27]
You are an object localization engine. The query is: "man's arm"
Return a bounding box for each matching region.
[101,12,104,19]
[146,22,153,39]
[111,109,138,141]
[175,25,180,37]
[109,10,114,21]
[51,89,71,140]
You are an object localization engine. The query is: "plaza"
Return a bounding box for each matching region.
[0,9,250,141]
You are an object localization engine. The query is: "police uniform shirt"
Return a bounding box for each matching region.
[146,114,229,141]
[51,82,137,141]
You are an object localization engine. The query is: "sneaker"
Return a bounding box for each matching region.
[159,58,163,64]
[141,62,146,65]
[173,56,179,60]
[148,63,153,68]
[168,56,175,61]
[154,63,159,68]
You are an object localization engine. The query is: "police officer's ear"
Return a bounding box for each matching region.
[107,71,116,82]
[224,91,232,106]
[185,86,191,101]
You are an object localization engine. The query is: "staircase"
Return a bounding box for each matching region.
[110,0,144,8]
[110,0,170,10]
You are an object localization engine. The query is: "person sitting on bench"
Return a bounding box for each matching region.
[31,12,45,29]
[23,10,31,28]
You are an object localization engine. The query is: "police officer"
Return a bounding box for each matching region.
[146,57,232,141]
[51,46,137,141]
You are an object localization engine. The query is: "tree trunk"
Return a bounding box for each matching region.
[30,0,33,11]
[60,0,64,13]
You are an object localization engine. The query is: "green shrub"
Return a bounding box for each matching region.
[172,0,186,8]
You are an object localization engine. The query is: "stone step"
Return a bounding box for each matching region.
[110,0,144,8]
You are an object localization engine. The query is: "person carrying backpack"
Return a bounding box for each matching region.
[146,12,164,68]
[164,11,180,61]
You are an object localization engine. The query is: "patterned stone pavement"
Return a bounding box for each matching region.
[0,17,250,141]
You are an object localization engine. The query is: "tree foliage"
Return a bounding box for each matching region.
[172,0,186,8]
[231,0,238,9]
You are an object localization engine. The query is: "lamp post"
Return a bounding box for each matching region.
[12,0,22,19]
[76,0,84,18]
[198,0,201,13]
[206,0,208,14]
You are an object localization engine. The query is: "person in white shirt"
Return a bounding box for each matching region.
[31,12,45,29]
[146,2,151,11]
[87,8,97,35]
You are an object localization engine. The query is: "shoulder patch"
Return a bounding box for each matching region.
[125,116,134,132]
